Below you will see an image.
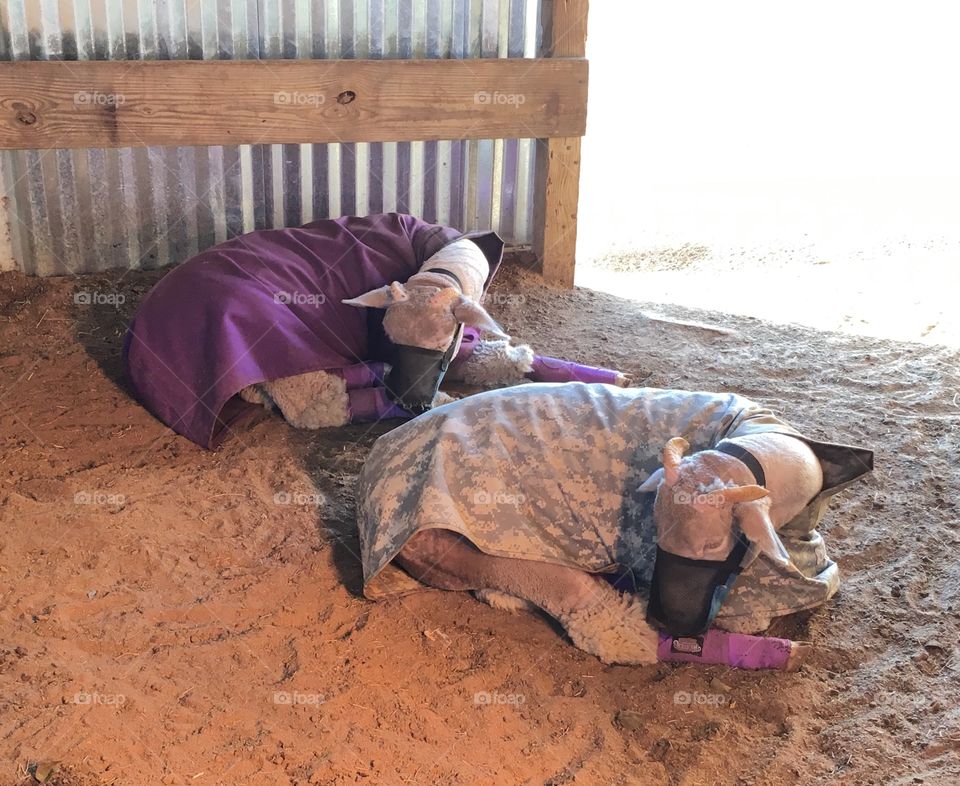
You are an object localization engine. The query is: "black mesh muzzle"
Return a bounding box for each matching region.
[648,535,750,636]
[384,326,462,413]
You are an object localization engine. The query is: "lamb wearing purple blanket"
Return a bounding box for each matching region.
[123,213,624,449]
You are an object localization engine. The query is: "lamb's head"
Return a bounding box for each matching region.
[342,280,507,412]
[638,437,790,636]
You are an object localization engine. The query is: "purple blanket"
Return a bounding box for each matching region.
[123,213,503,449]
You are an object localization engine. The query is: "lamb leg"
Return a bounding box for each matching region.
[526,356,630,387]
[396,529,658,664]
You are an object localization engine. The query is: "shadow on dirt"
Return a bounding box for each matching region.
[301,420,398,597]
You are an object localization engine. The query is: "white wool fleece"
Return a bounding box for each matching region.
[446,339,535,387]
[240,370,350,429]
[556,590,659,665]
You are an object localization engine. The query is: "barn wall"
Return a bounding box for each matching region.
[0,0,540,276]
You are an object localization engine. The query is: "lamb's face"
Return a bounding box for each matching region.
[342,280,508,412]
[638,437,772,635]
[382,286,462,351]
[653,472,741,561]
[343,281,506,348]
[639,440,770,561]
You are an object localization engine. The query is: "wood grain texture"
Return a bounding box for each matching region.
[0,58,587,150]
[533,135,582,287]
[545,0,590,58]
[534,0,589,287]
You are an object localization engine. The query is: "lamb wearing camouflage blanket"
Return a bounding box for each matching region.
[357,383,873,665]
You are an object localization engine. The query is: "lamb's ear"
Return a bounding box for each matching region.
[638,468,664,493]
[342,281,408,309]
[452,296,509,338]
[735,499,792,569]
[709,484,769,508]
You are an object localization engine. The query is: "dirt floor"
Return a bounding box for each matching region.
[1,255,958,786]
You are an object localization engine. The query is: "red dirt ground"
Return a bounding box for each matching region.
[1,259,958,785]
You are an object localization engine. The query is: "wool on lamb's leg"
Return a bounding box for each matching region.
[554,589,658,665]
[240,365,412,428]
[396,528,658,664]
[446,328,630,388]
[473,589,536,613]
[446,338,535,387]
[239,361,384,414]
[258,370,351,429]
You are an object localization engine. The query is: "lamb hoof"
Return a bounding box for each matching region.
[786,642,812,672]
[559,593,659,665]
[614,372,632,388]
[473,589,535,613]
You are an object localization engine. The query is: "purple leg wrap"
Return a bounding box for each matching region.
[526,355,622,386]
[347,387,411,423]
[337,362,388,390]
[657,630,804,671]
[450,327,481,371]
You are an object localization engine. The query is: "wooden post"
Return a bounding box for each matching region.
[0,151,13,272]
[534,0,589,287]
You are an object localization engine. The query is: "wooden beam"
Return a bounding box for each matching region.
[534,0,589,287]
[0,58,587,150]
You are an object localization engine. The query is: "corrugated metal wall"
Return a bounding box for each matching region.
[0,0,540,276]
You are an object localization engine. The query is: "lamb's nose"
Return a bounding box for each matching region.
[649,546,735,637]
[384,345,447,413]
[654,590,710,637]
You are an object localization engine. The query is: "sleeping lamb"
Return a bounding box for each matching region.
[239,236,627,429]
[124,213,625,449]
[356,383,873,665]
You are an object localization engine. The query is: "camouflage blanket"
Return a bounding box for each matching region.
[356,383,872,632]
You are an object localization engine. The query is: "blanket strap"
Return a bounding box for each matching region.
[714,441,766,487]
[423,267,463,291]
